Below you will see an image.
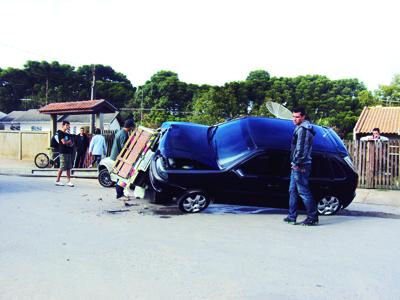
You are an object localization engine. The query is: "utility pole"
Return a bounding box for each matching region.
[90,65,96,100]
[45,78,49,105]
[140,87,144,125]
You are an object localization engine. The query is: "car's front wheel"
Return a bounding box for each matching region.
[178,190,210,213]
[98,168,115,187]
[317,196,341,215]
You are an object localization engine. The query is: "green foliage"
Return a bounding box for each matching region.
[375,74,400,106]
[0,61,134,112]
[2,61,397,139]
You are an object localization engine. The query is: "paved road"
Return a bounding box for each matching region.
[1,175,400,300]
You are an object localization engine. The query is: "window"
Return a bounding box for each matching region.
[311,155,332,178]
[330,158,346,178]
[241,152,288,176]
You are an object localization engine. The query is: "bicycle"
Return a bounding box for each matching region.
[34,148,60,168]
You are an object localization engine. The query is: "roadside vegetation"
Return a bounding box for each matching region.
[1,61,399,138]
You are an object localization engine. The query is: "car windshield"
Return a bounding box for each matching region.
[212,119,256,168]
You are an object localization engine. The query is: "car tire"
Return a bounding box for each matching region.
[317,196,341,215]
[98,168,115,188]
[178,190,210,213]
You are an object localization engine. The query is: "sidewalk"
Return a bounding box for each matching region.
[1,157,399,207]
[0,157,97,178]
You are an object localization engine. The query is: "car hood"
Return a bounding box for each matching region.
[158,122,219,169]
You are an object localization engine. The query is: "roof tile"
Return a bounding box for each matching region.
[355,106,400,134]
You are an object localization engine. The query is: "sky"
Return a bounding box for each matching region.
[1,0,399,90]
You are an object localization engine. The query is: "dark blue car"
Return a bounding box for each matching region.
[149,117,358,214]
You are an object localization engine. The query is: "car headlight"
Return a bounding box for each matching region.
[155,156,168,180]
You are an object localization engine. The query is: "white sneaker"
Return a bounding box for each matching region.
[117,195,130,202]
[66,181,74,187]
[55,181,64,186]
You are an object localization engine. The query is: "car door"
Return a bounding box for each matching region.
[221,150,290,206]
[309,153,334,202]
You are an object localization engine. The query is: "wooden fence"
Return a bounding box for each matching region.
[344,140,400,190]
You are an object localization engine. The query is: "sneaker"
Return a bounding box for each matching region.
[300,217,319,226]
[66,181,74,187]
[283,217,297,225]
[117,195,130,202]
[55,181,64,186]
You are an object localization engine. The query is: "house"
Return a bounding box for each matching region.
[0,109,122,133]
[0,111,26,131]
[354,106,400,140]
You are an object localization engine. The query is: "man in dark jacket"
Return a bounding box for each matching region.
[74,127,89,168]
[110,118,135,201]
[284,107,318,226]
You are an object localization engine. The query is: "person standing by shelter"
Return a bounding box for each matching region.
[55,121,74,187]
[284,106,318,226]
[88,128,107,167]
[110,119,135,201]
[74,127,89,168]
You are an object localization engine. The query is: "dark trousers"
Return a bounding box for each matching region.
[91,155,102,167]
[288,164,318,220]
[74,151,86,168]
[116,183,124,199]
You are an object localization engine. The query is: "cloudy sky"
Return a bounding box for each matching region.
[1,0,399,90]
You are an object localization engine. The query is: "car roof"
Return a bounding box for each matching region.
[223,117,348,156]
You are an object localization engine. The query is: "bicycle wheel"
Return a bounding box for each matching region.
[34,153,50,168]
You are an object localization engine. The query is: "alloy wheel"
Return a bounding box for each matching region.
[317,196,341,215]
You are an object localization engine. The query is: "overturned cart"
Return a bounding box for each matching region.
[110,126,159,198]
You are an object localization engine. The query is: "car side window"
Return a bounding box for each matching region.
[311,155,332,179]
[330,158,346,178]
[240,152,288,176]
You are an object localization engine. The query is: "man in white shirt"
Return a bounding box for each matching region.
[360,128,389,142]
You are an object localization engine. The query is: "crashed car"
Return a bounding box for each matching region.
[149,116,358,215]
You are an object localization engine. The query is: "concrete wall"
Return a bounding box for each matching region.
[0,131,50,160]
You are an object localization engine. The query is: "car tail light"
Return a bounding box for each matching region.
[344,156,357,174]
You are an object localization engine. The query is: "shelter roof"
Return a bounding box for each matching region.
[39,99,117,115]
[354,106,400,135]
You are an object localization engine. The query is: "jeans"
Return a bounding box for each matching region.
[91,155,102,167]
[116,183,124,199]
[288,164,318,220]
[74,151,86,168]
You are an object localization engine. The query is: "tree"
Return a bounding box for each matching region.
[375,74,400,106]
[76,64,135,108]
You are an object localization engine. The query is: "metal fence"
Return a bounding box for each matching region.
[344,140,400,189]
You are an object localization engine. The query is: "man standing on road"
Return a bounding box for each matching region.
[55,121,74,187]
[284,107,318,226]
[88,128,107,168]
[110,119,135,201]
[74,127,89,168]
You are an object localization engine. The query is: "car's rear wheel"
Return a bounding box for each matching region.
[178,190,210,213]
[317,196,341,215]
[98,168,115,187]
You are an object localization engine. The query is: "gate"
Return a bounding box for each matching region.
[344,140,400,189]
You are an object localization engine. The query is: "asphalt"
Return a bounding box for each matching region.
[1,157,399,208]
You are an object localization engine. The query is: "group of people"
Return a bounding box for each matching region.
[54,119,135,197]
[53,121,128,187]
